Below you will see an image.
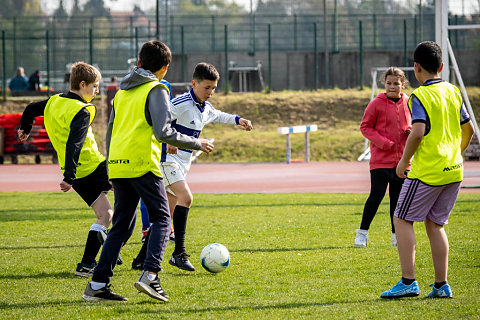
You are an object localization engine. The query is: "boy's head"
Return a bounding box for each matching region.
[413,41,442,74]
[70,62,101,102]
[192,63,220,103]
[138,41,171,78]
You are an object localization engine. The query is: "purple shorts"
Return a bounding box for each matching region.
[394,178,461,225]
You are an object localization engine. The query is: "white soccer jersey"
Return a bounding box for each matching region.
[162,88,239,171]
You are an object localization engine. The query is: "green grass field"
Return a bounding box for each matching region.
[0,192,479,319]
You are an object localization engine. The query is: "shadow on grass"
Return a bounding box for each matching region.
[0,271,72,280]
[230,246,348,253]
[193,202,362,210]
[149,299,368,314]
[0,244,84,250]
[0,298,366,313]
[0,209,91,222]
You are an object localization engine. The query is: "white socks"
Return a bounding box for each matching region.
[90,223,107,232]
[90,281,106,290]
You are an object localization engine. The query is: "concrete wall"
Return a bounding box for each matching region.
[167,49,480,91]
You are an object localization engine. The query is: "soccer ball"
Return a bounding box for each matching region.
[200,243,230,273]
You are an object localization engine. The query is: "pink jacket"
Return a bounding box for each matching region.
[360,92,412,170]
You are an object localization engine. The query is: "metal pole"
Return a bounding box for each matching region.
[435,0,449,81]
[13,17,17,69]
[46,30,50,97]
[170,16,174,51]
[156,0,159,38]
[414,14,417,45]
[293,14,297,50]
[404,19,408,67]
[224,24,229,93]
[130,16,134,58]
[250,0,255,54]
[89,28,93,65]
[419,0,423,40]
[135,27,139,59]
[211,16,215,52]
[304,131,310,163]
[181,25,185,82]
[268,24,271,92]
[373,14,377,49]
[314,23,318,90]
[165,0,169,42]
[52,17,57,87]
[2,31,6,101]
[323,0,329,88]
[359,20,363,88]
[333,0,338,53]
[447,39,480,142]
[286,133,291,164]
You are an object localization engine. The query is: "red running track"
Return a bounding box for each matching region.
[0,161,479,193]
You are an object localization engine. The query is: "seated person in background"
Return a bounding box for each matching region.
[9,67,29,93]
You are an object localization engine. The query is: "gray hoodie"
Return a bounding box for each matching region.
[106,67,201,158]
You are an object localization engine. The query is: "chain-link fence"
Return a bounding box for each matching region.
[1,12,479,92]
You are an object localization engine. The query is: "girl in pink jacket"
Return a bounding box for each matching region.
[355,67,412,248]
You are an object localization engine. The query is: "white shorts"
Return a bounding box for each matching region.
[160,162,187,195]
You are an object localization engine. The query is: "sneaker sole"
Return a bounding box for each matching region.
[428,294,453,298]
[134,282,169,302]
[168,259,195,271]
[81,294,128,302]
[381,292,419,299]
[75,271,92,277]
[354,244,367,248]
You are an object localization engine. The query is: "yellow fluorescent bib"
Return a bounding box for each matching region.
[108,80,170,179]
[407,82,463,185]
[44,94,105,179]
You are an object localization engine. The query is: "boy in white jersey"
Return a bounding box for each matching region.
[136,62,253,271]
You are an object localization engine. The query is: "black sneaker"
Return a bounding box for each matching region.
[169,232,175,243]
[134,271,169,302]
[169,252,195,271]
[75,262,96,277]
[132,258,144,270]
[98,230,123,265]
[82,283,128,302]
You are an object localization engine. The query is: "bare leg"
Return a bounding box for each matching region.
[167,192,177,233]
[91,192,113,228]
[425,218,449,282]
[394,216,416,279]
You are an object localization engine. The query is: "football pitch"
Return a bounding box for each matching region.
[0,192,479,319]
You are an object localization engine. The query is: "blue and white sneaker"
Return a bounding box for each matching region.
[381,279,420,299]
[428,284,452,298]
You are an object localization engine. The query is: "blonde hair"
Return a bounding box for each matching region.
[381,67,408,87]
[70,62,101,90]
[15,67,25,77]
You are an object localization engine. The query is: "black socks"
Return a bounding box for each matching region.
[81,230,102,264]
[172,205,189,255]
[434,281,447,289]
[402,277,415,285]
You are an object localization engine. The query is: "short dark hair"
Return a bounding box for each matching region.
[413,41,442,74]
[70,61,101,90]
[193,62,220,82]
[138,40,172,73]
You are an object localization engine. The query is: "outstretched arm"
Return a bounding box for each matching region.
[238,118,253,131]
[18,99,48,141]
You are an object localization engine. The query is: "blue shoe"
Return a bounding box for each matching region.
[428,284,452,298]
[381,279,420,299]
